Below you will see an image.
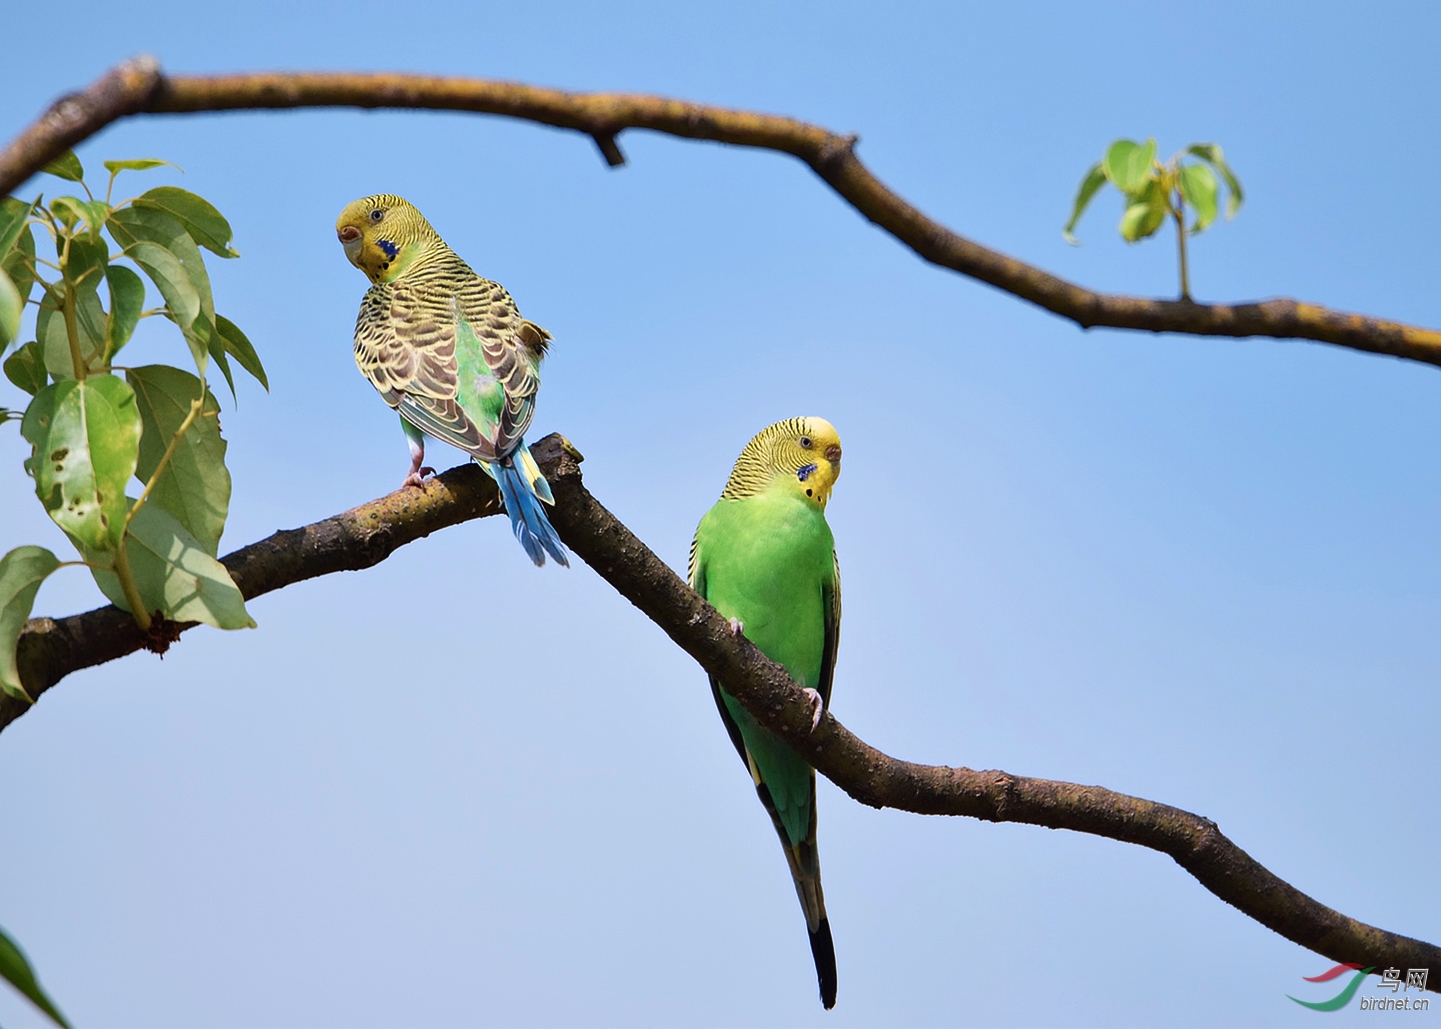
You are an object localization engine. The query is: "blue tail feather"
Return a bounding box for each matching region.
[517,446,555,505]
[488,449,568,568]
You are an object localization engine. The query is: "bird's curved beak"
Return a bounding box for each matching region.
[816,443,841,504]
[337,224,363,267]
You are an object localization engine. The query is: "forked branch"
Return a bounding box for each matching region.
[4,435,1437,991]
[1,58,1440,366]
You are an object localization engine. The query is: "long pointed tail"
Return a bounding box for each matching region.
[713,682,838,1008]
[780,836,837,1009]
[809,916,838,1011]
[487,448,569,568]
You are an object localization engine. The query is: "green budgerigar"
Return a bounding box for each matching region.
[335,194,566,566]
[689,416,843,1009]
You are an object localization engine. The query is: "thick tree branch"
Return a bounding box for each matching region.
[2,449,504,730]
[4,435,1436,989]
[2,59,1440,366]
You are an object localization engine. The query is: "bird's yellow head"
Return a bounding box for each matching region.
[335,194,442,284]
[721,416,842,507]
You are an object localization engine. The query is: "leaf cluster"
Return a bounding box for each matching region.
[1063,138,1244,300]
[0,153,268,711]
[1064,138,1243,246]
[1066,138,1245,296]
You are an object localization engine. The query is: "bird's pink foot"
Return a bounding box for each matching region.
[401,466,436,489]
[728,617,745,637]
[801,688,824,731]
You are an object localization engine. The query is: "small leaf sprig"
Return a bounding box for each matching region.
[1064,139,1243,300]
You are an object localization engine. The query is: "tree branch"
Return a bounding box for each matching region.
[5,434,1437,990]
[2,447,505,730]
[2,59,1440,367]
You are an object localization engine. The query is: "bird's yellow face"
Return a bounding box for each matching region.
[781,416,842,507]
[335,194,437,284]
[722,416,843,507]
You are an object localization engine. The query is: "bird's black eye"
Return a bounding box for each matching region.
[369,209,384,222]
[799,436,813,449]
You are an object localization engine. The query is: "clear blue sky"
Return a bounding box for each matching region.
[1,2,1437,1025]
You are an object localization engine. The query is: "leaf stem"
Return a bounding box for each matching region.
[60,282,86,381]
[110,540,151,631]
[1173,195,1191,301]
[28,212,58,244]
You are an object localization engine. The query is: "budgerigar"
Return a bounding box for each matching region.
[689,417,843,1009]
[336,194,566,567]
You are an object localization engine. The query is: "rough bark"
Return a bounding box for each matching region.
[2,59,1440,366]
[4,435,1436,991]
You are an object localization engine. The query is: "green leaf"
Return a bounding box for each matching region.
[207,338,236,399]
[1186,143,1244,218]
[173,310,213,378]
[21,376,141,552]
[65,234,109,293]
[34,293,65,376]
[80,199,110,237]
[38,281,107,380]
[123,241,199,325]
[103,158,177,175]
[1118,179,1169,242]
[119,244,209,375]
[35,293,60,378]
[1104,138,1156,196]
[108,206,213,374]
[105,264,145,359]
[1179,162,1219,233]
[0,407,15,425]
[50,197,107,238]
[4,342,47,395]
[134,186,239,258]
[0,546,60,702]
[48,196,83,230]
[2,218,38,311]
[0,196,36,257]
[81,501,254,630]
[214,314,268,390]
[0,266,20,347]
[41,151,83,183]
[107,206,213,320]
[128,365,231,554]
[1063,161,1107,245]
[0,923,71,1027]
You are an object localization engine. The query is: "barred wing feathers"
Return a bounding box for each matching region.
[352,261,551,464]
